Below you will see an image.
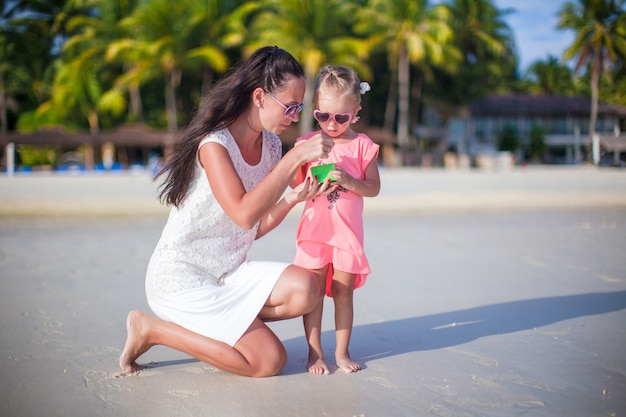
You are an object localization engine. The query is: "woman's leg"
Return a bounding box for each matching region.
[120,264,320,377]
[259,264,320,321]
[331,270,361,372]
[120,310,288,377]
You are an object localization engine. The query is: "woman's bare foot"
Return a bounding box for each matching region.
[307,354,330,375]
[119,310,152,373]
[336,356,361,373]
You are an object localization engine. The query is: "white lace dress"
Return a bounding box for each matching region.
[145,128,288,347]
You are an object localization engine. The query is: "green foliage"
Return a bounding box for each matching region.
[599,68,626,107]
[497,125,519,152]
[528,125,546,162]
[431,0,517,106]
[248,0,372,134]
[523,55,576,95]
[2,0,623,146]
[558,0,626,149]
[17,145,60,167]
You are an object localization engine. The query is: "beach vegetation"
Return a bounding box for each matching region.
[497,124,519,153]
[558,0,626,159]
[18,144,59,167]
[0,0,625,169]
[526,125,547,164]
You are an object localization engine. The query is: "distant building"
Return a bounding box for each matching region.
[446,94,626,165]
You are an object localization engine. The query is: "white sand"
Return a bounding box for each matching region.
[0,166,625,416]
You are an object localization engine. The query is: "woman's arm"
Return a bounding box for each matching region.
[289,138,311,189]
[255,178,330,239]
[200,136,334,230]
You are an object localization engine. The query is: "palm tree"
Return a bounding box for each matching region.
[358,0,459,161]
[524,55,575,95]
[109,0,234,134]
[1,0,65,136]
[248,0,372,135]
[445,0,517,104]
[190,0,257,96]
[599,60,626,106]
[53,0,138,125]
[558,0,626,159]
[0,0,19,138]
[22,0,135,169]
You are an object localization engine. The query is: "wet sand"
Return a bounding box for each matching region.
[0,166,625,416]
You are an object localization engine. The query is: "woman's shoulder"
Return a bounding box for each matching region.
[199,127,231,148]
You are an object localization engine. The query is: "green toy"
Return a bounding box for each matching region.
[310,163,336,183]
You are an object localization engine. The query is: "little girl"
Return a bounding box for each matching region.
[291,65,380,374]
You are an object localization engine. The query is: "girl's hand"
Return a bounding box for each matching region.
[330,165,354,188]
[284,176,334,205]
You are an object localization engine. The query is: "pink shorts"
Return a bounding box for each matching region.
[294,241,370,297]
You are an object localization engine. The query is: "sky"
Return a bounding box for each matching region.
[493,0,576,73]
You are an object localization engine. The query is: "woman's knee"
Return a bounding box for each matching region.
[286,266,322,309]
[238,322,287,377]
[252,348,287,377]
[247,340,287,377]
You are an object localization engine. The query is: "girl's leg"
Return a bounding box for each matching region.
[119,311,287,377]
[301,266,329,374]
[331,270,361,373]
[121,264,320,378]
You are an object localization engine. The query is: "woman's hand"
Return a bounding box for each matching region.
[293,133,335,163]
[284,176,334,206]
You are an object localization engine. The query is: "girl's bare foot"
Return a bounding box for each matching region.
[119,310,151,373]
[307,354,330,375]
[336,356,361,373]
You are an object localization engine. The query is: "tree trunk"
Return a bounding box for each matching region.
[411,70,423,127]
[588,51,601,163]
[397,46,410,164]
[129,82,143,122]
[0,69,6,138]
[299,73,315,137]
[0,70,8,171]
[383,65,398,136]
[86,110,99,171]
[166,69,181,133]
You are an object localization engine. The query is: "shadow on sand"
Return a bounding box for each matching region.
[280,290,626,374]
[137,291,625,374]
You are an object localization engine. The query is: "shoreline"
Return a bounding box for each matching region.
[1,165,625,217]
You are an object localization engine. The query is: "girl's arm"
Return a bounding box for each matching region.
[289,163,307,189]
[199,136,333,230]
[332,158,381,197]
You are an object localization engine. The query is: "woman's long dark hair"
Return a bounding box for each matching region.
[157,46,304,207]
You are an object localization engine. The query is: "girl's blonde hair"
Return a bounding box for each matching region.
[313,65,362,106]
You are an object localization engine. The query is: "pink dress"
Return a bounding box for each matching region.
[294,131,379,296]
